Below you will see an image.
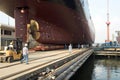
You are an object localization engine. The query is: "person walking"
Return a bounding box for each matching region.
[69,44,72,53]
[21,43,29,64]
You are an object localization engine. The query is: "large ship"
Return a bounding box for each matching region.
[0,0,95,49]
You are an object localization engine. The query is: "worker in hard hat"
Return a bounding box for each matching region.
[69,44,72,53]
[8,41,14,50]
[21,43,29,64]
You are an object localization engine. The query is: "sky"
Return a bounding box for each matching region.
[88,0,120,43]
[0,11,15,26]
[0,0,120,43]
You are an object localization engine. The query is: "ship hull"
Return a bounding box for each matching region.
[0,0,95,45]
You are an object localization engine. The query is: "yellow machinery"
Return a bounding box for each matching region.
[0,38,23,63]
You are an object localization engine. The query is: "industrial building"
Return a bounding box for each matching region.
[0,24,15,50]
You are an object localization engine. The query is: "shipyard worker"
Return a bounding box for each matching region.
[65,44,67,49]
[21,43,29,64]
[81,45,84,48]
[9,41,14,49]
[78,44,80,49]
[69,44,72,53]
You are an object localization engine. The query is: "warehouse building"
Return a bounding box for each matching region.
[0,24,15,50]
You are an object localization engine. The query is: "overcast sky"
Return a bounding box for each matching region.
[0,11,15,26]
[88,0,120,43]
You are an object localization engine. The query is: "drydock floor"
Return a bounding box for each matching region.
[0,48,93,80]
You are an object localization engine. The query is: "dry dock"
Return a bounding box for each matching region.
[94,47,120,58]
[94,51,120,57]
[0,48,93,80]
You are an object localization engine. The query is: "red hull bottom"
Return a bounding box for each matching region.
[33,44,64,51]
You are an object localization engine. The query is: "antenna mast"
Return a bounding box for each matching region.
[106,0,110,42]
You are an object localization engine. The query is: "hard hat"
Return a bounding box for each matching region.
[10,41,13,45]
[25,43,28,47]
[9,44,13,48]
